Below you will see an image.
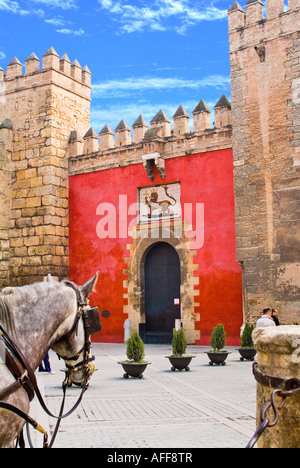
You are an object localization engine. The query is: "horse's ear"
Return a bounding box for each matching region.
[80,272,99,300]
[47,274,55,282]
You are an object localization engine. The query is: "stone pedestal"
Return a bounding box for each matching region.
[253,326,300,448]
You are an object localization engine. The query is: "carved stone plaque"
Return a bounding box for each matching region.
[138,182,181,223]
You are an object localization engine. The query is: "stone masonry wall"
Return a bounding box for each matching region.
[0,122,12,287]
[229,1,300,324]
[0,49,91,286]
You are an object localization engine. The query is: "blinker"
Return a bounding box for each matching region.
[85,307,101,336]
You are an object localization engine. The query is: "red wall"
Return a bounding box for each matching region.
[69,149,243,346]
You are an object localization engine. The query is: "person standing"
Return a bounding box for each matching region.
[271,309,280,326]
[256,308,276,328]
[39,353,55,375]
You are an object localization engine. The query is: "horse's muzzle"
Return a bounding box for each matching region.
[68,359,96,387]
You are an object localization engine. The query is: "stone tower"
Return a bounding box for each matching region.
[228,1,300,323]
[0,48,91,286]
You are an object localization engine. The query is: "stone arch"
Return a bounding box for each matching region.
[124,221,200,344]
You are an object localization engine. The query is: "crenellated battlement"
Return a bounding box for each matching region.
[1,47,91,99]
[228,0,300,51]
[68,95,232,162]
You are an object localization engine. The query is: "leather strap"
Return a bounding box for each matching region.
[0,331,35,402]
[0,401,48,448]
[0,380,22,401]
[0,324,88,420]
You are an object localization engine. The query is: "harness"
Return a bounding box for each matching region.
[55,296,101,386]
[0,286,101,448]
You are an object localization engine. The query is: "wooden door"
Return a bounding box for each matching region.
[145,242,181,344]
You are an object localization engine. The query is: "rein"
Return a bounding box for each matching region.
[0,294,97,449]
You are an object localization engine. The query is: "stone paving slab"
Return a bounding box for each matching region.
[29,343,257,449]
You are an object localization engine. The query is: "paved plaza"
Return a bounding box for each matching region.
[30,343,257,449]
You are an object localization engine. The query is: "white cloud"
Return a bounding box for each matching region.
[92,75,231,99]
[0,50,6,61]
[0,0,29,14]
[45,16,67,27]
[97,0,228,34]
[29,0,77,10]
[90,73,230,131]
[0,0,77,16]
[56,27,85,36]
[91,101,173,130]
[0,0,83,37]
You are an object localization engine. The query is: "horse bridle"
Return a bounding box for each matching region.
[55,295,101,386]
[0,286,101,448]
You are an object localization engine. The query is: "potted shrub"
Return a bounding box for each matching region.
[206,324,230,366]
[166,328,195,372]
[118,331,151,379]
[238,323,256,361]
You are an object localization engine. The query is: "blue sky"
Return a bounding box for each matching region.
[0,0,240,133]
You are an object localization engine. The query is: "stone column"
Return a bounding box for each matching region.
[253,326,300,448]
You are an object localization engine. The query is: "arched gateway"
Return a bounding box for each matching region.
[124,224,200,345]
[144,242,181,344]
